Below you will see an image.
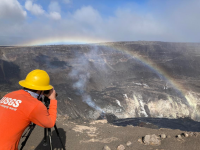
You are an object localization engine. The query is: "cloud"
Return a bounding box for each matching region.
[146,0,200,42]
[65,5,163,41]
[48,1,61,13]
[0,0,27,21]
[25,0,45,15]
[1,0,200,46]
[49,11,61,20]
[103,8,163,41]
[72,6,102,26]
[24,0,61,20]
[48,1,61,20]
[63,0,71,4]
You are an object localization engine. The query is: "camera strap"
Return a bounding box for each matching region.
[37,91,42,100]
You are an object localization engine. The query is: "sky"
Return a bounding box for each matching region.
[0,0,200,46]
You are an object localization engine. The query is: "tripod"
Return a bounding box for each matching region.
[20,95,66,150]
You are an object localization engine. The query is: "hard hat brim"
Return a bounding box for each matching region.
[19,80,53,91]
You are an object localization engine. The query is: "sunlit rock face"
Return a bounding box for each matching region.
[1,41,200,121]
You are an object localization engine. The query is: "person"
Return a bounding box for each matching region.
[0,69,57,150]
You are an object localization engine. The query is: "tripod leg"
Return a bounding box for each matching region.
[20,124,36,150]
[43,128,48,146]
[48,128,53,150]
[54,124,66,150]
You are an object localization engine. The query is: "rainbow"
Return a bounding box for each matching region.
[20,38,189,104]
[18,37,109,46]
[107,44,186,94]
[106,44,197,111]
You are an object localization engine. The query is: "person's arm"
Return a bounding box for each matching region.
[29,99,57,128]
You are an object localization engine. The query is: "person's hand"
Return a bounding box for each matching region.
[45,88,57,100]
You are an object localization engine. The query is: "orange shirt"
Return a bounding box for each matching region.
[0,90,57,150]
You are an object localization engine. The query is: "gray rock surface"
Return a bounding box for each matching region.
[126,141,132,146]
[177,135,182,139]
[117,144,125,150]
[143,134,161,146]
[103,145,111,150]
[160,134,167,139]
[182,133,189,137]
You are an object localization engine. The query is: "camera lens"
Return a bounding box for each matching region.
[44,90,50,95]
[44,90,58,97]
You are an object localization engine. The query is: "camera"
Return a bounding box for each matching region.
[44,90,58,97]
[44,90,50,95]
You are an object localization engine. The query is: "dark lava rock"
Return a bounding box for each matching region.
[105,113,118,123]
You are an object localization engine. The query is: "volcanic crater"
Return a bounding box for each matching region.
[1,41,200,127]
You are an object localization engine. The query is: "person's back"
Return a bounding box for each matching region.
[0,69,57,150]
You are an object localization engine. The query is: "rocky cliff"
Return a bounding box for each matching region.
[1,41,200,121]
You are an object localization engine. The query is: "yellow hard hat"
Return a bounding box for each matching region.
[19,69,53,90]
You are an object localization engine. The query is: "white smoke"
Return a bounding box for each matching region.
[82,94,103,112]
[69,68,90,94]
[69,45,108,112]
